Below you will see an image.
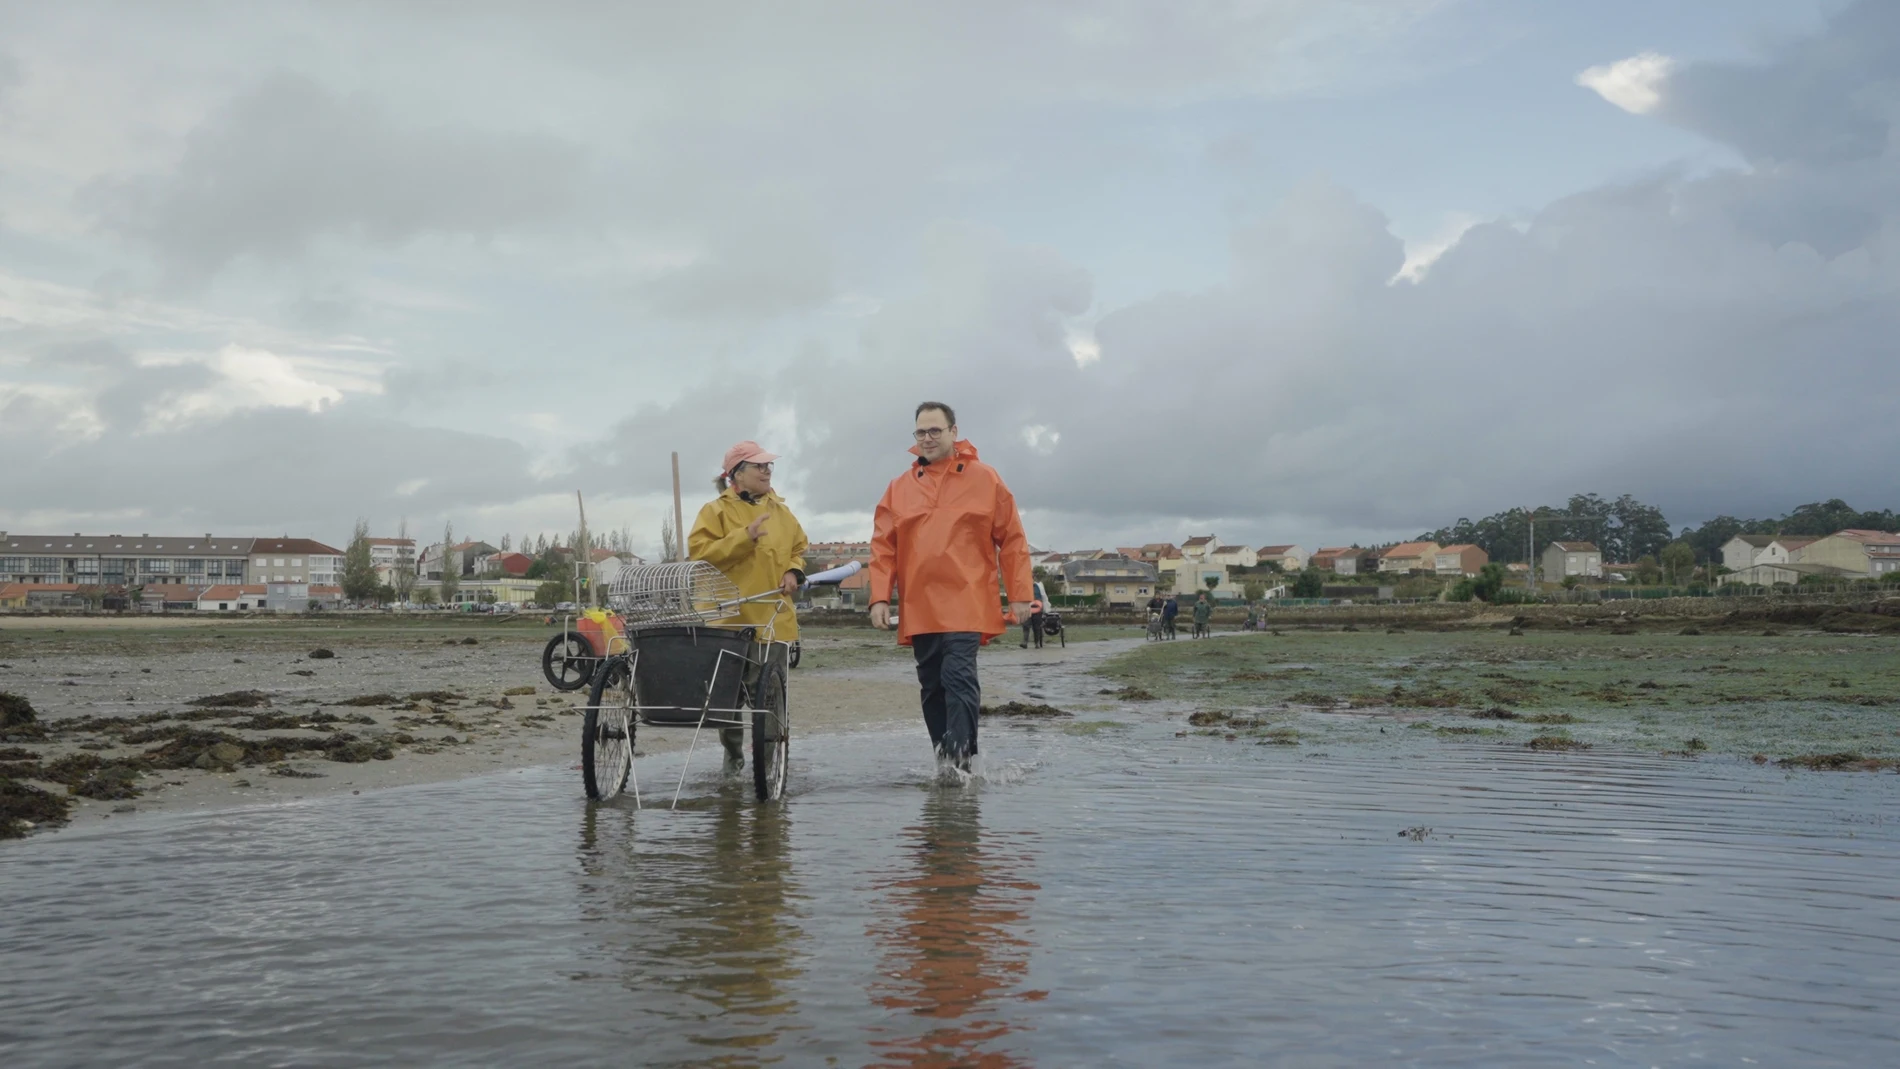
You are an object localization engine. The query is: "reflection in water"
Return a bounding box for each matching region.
[867,790,1043,1068]
[577,788,804,1066]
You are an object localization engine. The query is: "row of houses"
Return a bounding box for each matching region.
[0,532,347,588]
[0,581,344,612]
[1720,530,1900,585]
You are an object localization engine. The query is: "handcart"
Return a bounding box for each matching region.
[579,559,860,807]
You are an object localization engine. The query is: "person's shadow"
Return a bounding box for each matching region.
[576,786,803,1063]
[866,790,1044,1068]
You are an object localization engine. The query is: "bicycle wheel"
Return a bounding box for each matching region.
[542,631,596,692]
[788,641,802,669]
[583,658,635,801]
[752,662,789,802]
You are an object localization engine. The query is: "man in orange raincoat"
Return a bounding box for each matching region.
[869,401,1034,773]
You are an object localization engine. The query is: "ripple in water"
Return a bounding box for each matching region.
[1,721,1896,1067]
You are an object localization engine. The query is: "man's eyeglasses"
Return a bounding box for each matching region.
[913,427,950,441]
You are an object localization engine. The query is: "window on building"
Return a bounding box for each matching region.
[291,558,302,566]
[274,558,286,567]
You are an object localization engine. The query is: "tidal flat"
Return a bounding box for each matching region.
[1099,628,1900,764]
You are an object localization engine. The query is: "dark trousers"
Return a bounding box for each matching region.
[912,632,981,760]
[1022,615,1043,648]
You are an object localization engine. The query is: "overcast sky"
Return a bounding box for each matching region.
[1,0,1890,556]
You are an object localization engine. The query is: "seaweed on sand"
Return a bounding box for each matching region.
[1776,752,1900,772]
[1,692,47,741]
[979,702,1070,718]
[0,778,72,838]
[188,690,273,709]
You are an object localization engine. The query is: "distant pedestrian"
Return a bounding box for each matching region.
[870,402,1033,775]
[1162,594,1180,639]
[1192,592,1212,638]
[1021,599,1045,649]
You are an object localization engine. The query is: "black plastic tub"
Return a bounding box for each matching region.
[623,626,761,726]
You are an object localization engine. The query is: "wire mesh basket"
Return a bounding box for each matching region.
[606,560,765,629]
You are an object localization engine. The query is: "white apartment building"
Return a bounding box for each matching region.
[365,537,417,583]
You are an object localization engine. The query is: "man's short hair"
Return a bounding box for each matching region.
[914,401,956,427]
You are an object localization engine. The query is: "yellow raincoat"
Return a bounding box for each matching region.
[689,488,808,642]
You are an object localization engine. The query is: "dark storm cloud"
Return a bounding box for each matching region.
[592,120,1898,540]
[88,73,586,281]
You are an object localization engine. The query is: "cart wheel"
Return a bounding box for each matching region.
[752,663,789,802]
[583,658,635,801]
[542,631,596,692]
[788,641,802,669]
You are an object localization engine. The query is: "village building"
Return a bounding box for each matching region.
[1540,541,1603,581]
[365,537,416,585]
[1059,556,1159,607]
[0,532,254,588]
[1433,544,1490,577]
[1789,530,1900,578]
[1255,545,1306,571]
[1377,541,1441,573]
[195,584,268,611]
[249,538,345,587]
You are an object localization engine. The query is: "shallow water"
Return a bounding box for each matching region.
[3,715,1897,1066]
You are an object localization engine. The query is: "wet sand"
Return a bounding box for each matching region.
[0,617,1108,834]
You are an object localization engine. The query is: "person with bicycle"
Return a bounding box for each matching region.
[689,440,808,772]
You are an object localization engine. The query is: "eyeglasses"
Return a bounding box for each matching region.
[913,427,950,441]
[737,462,773,475]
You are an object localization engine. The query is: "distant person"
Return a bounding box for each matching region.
[1146,593,1165,616]
[869,402,1033,776]
[689,440,808,773]
[1021,599,1045,649]
[1162,594,1180,639]
[1192,592,1212,638]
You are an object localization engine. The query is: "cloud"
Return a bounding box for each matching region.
[0,397,548,538]
[630,209,837,322]
[1392,211,1482,283]
[88,73,586,280]
[1577,52,1675,115]
[1655,0,1900,165]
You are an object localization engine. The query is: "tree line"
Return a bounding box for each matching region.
[1422,493,1671,565]
[1423,494,1896,567]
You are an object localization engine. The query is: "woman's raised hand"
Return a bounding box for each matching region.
[746,513,771,541]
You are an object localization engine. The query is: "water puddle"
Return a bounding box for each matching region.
[2,714,1896,1066]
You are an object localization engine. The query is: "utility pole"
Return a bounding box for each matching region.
[1526,511,1595,594]
[576,490,589,607]
[670,452,685,563]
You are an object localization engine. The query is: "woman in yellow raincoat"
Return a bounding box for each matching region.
[689,439,808,771]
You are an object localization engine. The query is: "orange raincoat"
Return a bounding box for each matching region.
[869,439,1033,646]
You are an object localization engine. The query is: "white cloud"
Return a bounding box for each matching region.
[1391,211,1482,283]
[1577,51,1676,115]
